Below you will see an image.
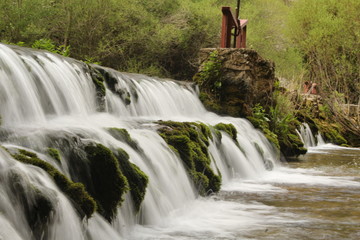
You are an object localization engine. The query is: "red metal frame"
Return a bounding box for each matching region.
[221,7,247,48]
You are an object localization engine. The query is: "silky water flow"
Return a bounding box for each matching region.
[0,44,359,240]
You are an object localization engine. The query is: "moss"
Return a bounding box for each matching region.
[157,121,221,195]
[114,148,148,212]
[95,67,134,105]
[314,120,347,145]
[11,149,97,219]
[278,133,307,157]
[46,147,61,163]
[247,116,280,150]
[108,128,138,149]
[124,95,131,105]
[6,170,53,237]
[84,144,129,222]
[214,123,237,141]
[199,91,222,114]
[263,128,280,150]
[86,64,106,111]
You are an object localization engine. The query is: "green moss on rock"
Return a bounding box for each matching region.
[199,92,222,114]
[84,143,129,222]
[247,116,280,149]
[108,128,138,149]
[86,64,106,111]
[157,121,221,195]
[314,120,347,145]
[214,123,237,141]
[11,149,97,219]
[6,170,53,237]
[46,147,61,163]
[114,148,148,212]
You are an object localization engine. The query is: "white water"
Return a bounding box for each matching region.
[298,122,325,148]
[1,44,359,240]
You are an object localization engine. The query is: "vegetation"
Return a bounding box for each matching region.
[214,123,237,141]
[6,169,54,237]
[114,148,148,212]
[1,0,358,150]
[46,147,61,163]
[1,0,358,102]
[84,143,129,222]
[108,128,139,150]
[0,0,223,79]
[10,148,97,219]
[157,121,221,195]
[194,50,223,91]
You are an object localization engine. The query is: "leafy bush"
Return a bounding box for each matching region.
[32,38,70,56]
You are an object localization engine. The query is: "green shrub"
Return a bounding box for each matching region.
[32,38,70,57]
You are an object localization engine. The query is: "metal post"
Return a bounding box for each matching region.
[233,0,241,48]
[236,0,241,19]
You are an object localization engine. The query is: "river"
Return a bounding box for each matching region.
[130,145,360,240]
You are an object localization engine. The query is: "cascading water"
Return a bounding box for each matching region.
[0,44,276,239]
[2,44,358,240]
[298,123,325,148]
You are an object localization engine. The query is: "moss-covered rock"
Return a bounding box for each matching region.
[95,67,136,105]
[6,169,54,238]
[214,123,237,141]
[279,134,307,157]
[114,148,148,212]
[84,143,129,222]
[198,92,222,114]
[108,128,138,149]
[84,64,106,111]
[194,48,276,118]
[11,149,97,219]
[46,147,61,163]
[157,121,221,195]
[314,120,347,145]
[247,116,280,150]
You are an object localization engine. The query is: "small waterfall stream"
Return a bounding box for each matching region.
[298,123,325,148]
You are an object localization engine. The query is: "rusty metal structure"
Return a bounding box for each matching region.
[220,0,248,48]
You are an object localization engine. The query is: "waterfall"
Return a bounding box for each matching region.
[298,123,325,148]
[0,44,278,239]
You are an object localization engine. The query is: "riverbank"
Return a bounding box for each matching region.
[192,48,360,159]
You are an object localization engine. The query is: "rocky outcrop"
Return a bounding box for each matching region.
[194,48,276,117]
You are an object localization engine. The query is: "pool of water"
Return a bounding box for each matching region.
[130,145,360,240]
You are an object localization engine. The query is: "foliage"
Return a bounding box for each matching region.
[247,104,280,149]
[269,86,306,156]
[286,0,360,103]
[0,0,224,79]
[195,50,223,90]
[31,38,70,56]
[241,0,303,80]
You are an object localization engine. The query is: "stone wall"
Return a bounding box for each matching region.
[195,48,276,117]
